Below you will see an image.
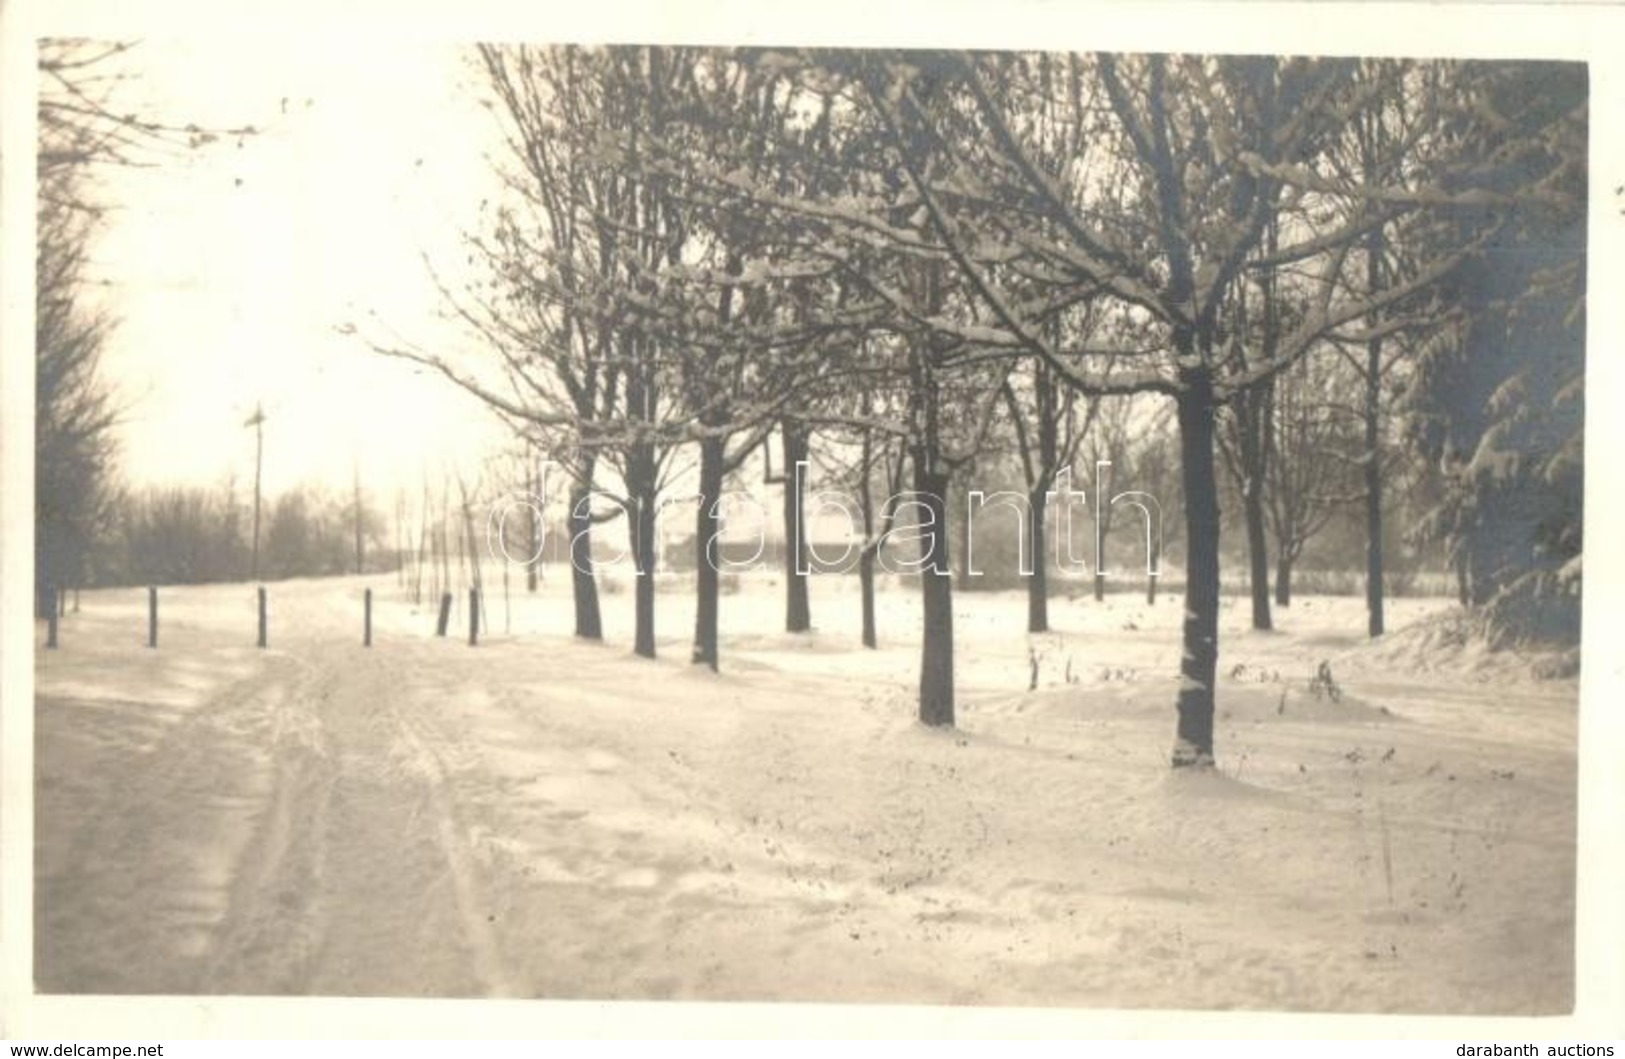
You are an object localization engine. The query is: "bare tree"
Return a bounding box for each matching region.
[1263,353,1360,606]
[34,187,117,614]
[836,51,1497,766]
[999,348,1097,631]
[36,41,258,610]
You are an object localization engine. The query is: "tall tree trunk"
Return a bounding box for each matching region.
[1275,552,1293,608]
[568,451,604,640]
[1363,134,1387,640]
[859,549,878,649]
[35,538,52,620]
[1173,374,1221,769]
[1243,472,1272,630]
[1245,216,1279,632]
[858,432,879,650]
[691,435,725,671]
[1027,485,1050,633]
[916,454,954,728]
[912,266,952,727]
[956,476,973,584]
[630,490,657,659]
[623,435,659,659]
[569,496,604,640]
[1364,357,1385,638]
[1028,363,1058,632]
[781,420,811,633]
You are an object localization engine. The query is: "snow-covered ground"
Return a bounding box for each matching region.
[33,571,1577,1012]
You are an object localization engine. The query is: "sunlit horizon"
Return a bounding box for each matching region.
[81,38,509,501]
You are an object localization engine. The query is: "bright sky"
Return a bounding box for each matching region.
[84,36,509,500]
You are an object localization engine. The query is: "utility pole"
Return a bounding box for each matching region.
[245,402,265,581]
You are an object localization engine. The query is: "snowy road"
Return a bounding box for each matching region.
[34,577,1578,1011]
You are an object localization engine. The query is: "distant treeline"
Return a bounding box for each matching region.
[87,482,393,587]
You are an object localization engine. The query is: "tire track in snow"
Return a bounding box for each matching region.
[36,651,310,992]
[385,693,518,998]
[205,658,335,993]
[295,643,516,997]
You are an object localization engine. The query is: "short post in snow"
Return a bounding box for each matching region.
[148,586,158,648]
[257,586,268,648]
[435,592,453,637]
[363,588,373,647]
[468,588,480,646]
[45,587,59,650]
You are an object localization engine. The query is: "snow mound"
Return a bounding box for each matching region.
[1344,608,1579,684]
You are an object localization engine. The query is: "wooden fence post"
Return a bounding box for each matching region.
[148,586,158,648]
[45,587,59,650]
[436,592,453,637]
[257,586,268,648]
[468,588,480,646]
[364,588,373,647]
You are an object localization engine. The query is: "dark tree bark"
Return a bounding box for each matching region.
[631,500,657,659]
[781,419,812,633]
[999,368,1069,634]
[916,453,955,728]
[859,556,877,651]
[957,489,972,584]
[625,440,660,659]
[1248,229,1282,633]
[1263,356,1350,616]
[909,310,955,727]
[1026,364,1059,632]
[859,550,878,649]
[1364,347,1385,638]
[35,542,53,620]
[1220,267,1274,633]
[858,429,880,650]
[1027,485,1050,633]
[567,450,605,640]
[1243,469,1272,631]
[691,435,725,670]
[1361,124,1387,640]
[1173,372,1221,768]
[568,497,605,639]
